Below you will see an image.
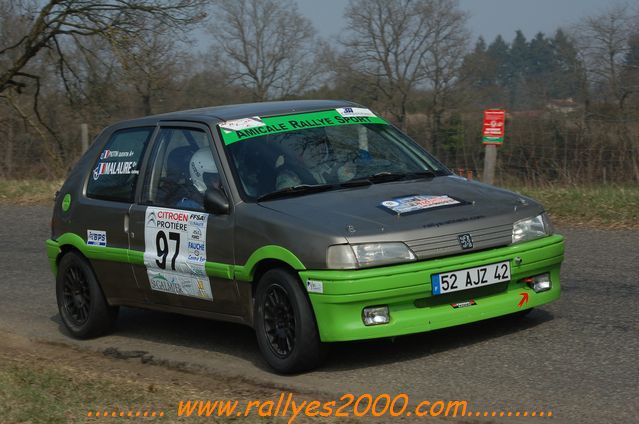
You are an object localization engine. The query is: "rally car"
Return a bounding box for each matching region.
[46,100,564,373]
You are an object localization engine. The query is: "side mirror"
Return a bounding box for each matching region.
[203,188,230,215]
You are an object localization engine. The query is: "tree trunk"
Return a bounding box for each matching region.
[142,94,152,116]
[5,122,14,178]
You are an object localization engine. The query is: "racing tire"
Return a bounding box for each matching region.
[56,251,118,339]
[254,268,327,374]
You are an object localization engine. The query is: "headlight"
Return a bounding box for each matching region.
[512,213,553,244]
[327,242,416,269]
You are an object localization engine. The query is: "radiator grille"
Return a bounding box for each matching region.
[405,223,512,260]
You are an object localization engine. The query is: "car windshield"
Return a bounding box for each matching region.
[220,111,450,201]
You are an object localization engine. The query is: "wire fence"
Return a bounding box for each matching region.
[1,111,638,186]
[408,112,639,185]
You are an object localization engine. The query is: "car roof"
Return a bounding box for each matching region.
[108,100,363,130]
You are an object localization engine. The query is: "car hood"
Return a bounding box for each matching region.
[257,176,544,259]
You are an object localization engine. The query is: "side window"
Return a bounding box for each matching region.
[142,128,219,211]
[87,127,152,202]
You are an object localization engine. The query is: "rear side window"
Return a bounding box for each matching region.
[87,127,153,202]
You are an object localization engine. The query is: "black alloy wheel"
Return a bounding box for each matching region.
[263,284,296,358]
[56,251,118,339]
[254,268,327,374]
[62,264,91,326]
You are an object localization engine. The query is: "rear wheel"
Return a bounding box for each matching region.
[56,251,118,339]
[254,268,326,374]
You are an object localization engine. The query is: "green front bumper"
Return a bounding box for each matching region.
[300,235,564,342]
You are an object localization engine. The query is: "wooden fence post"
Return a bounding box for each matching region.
[483,144,497,185]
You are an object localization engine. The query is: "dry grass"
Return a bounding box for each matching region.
[0,179,636,229]
[0,179,62,204]
[0,331,330,424]
[503,184,639,229]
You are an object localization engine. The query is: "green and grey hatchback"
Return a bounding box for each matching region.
[46,100,564,373]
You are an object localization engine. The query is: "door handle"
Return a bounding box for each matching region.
[124,213,133,238]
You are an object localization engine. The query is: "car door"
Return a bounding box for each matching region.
[81,126,155,304]
[128,124,240,315]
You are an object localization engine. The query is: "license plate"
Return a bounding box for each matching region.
[431,261,511,295]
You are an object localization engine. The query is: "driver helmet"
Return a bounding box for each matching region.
[189,148,218,194]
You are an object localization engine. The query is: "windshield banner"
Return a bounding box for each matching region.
[218,108,387,145]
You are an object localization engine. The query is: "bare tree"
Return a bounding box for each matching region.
[572,4,639,112]
[0,0,205,94]
[0,0,204,162]
[341,0,468,136]
[422,0,469,149]
[110,20,189,116]
[207,0,323,101]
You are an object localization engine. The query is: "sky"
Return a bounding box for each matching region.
[295,0,614,44]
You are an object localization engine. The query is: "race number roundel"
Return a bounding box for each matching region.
[143,207,213,301]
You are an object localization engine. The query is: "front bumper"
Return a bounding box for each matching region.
[300,235,564,342]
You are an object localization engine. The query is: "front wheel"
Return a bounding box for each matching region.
[254,268,326,374]
[56,251,118,339]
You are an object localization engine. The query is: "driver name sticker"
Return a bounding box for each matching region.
[100,149,135,159]
[380,195,462,215]
[92,161,138,180]
[144,207,213,300]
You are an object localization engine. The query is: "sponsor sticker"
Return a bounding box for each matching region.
[380,195,462,215]
[451,300,477,309]
[306,279,324,294]
[335,107,376,117]
[219,117,265,133]
[190,227,202,241]
[144,207,212,300]
[148,270,213,300]
[92,161,138,180]
[87,230,107,247]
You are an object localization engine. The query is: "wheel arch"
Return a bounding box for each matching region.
[249,260,321,330]
[58,244,86,265]
[235,245,306,284]
[47,233,88,275]
[235,246,307,327]
[251,259,299,296]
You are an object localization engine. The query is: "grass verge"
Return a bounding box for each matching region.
[0,179,636,229]
[0,331,343,424]
[504,184,639,229]
[0,179,62,204]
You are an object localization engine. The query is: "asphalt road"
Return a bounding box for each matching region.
[0,205,637,423]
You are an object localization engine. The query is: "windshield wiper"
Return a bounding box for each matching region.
[256,170,438,202]
[338,179,372,188]
[257,184,335,202]
[402,170,440,179]
[349,170,438,185]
